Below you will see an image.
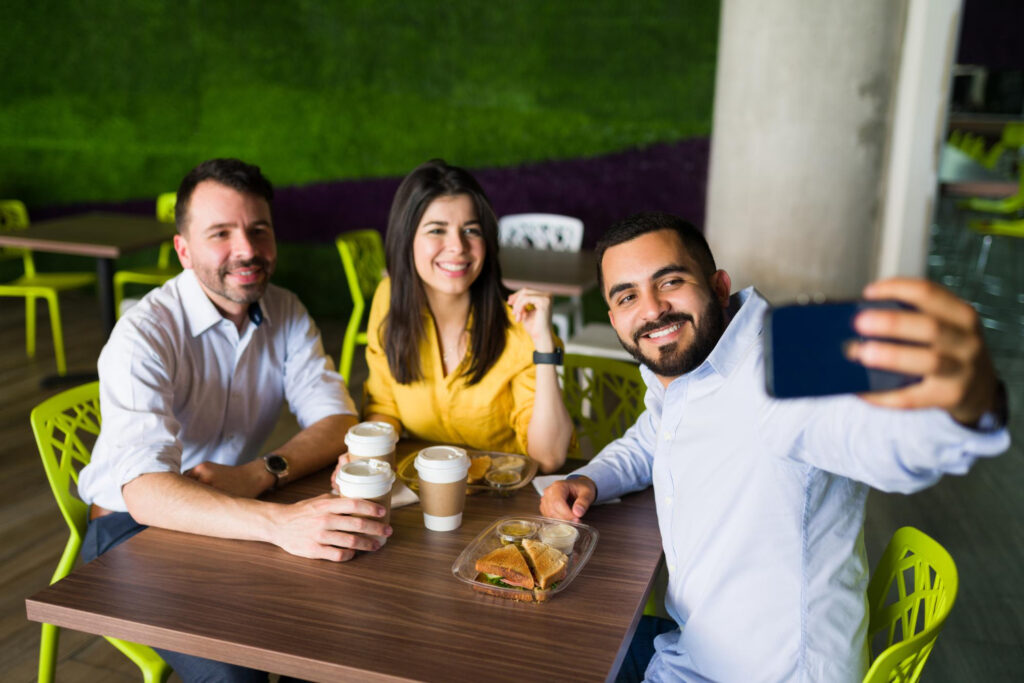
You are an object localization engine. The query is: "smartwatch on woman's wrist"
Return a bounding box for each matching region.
[533,348,564,365]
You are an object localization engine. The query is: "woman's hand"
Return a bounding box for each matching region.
[507,288,556,351]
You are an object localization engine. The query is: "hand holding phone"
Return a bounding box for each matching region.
[764,300,923,399]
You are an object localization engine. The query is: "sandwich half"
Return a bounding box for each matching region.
[521,539,568,590]
[475,543,535,590]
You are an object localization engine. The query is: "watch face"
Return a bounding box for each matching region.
[266,454,288,474]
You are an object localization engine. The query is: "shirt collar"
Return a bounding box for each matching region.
[179,269,269,337]
[638,286,768,389]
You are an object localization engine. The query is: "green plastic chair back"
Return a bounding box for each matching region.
[335,229,386,383]
[862,526,958,683]
[30,382,171,683]
[0,199,96,375]
[562,353,646,459]
[112,192,180,317]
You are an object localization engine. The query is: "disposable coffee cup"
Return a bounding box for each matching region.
[344,421,398,468]
[334,459,395,546]
[414,446,471,532]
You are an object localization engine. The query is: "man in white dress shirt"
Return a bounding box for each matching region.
[78,158,386,682]
[541,212,1009,682]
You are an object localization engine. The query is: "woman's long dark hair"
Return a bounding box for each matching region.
[383,159,510,385]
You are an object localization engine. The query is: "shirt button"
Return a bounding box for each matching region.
[664,495,673,505]
[668,563,676,572]
[663,431,673,441]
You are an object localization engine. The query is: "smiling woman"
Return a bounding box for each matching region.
[353,159,574,474]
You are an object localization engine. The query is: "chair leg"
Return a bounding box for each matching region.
[38,622,59,683]
[113,277,124,321]
[26,295,37,358]
[45,293,67,376]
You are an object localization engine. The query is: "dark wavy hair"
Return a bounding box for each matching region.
[596,211,716,296]
[383,159,510,385]
[174,158,274,234]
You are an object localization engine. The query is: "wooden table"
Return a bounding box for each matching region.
[0,212,177,334]
[499,246,597,297]
[500,246,598,334]
[25,449,662,682]
[938,144,1019,198]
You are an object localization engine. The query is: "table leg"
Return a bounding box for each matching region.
[97,257,115,334]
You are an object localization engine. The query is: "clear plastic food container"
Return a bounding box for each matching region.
[451,515,598,603]
[397,449,538,497]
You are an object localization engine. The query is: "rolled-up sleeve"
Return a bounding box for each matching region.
[97,316,185,493]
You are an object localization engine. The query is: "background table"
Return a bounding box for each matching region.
[26,449,662,682]
[0,212,177,335]
[500,246,598,334]
[938,144,1019,198]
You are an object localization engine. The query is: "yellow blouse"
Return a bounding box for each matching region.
[362,278,538,455]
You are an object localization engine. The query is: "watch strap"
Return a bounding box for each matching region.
[533,348,564,365]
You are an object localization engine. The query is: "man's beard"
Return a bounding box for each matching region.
[616,298,726,377]
[196,256,274,305]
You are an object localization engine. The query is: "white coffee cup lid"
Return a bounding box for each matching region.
[414,445,470,472]
[346,421,398,445]
[335,459,396,487]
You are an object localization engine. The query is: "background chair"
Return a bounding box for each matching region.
[498,213,584,339]
[862,526,958,683]
[565,321,636,363]
[335,229,386,383]
[562,353,646,459]
[30,382,171,683]
[112,192,181,317]
[0,199,96,376]
[561,353,668,617]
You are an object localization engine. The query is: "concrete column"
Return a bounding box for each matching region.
[704,0,921,302]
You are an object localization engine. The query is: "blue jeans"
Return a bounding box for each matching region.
[82,512,303,683]
[616,615,678,682]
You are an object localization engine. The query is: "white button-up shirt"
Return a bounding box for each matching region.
[79,270,356,511]
[574,287,1009,682]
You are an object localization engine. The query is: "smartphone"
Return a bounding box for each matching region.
[764,300,923,399]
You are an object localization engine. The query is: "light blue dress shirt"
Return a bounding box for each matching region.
[79,269,356,511]
[573,287,1009,682]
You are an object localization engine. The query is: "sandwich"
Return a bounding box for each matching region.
[521,538,568,589]
[473,540,568,602]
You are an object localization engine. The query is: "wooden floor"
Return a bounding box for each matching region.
[2,208,1022,681]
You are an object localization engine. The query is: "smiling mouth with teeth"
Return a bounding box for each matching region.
[437,263,470,272]
[646,323,681,339]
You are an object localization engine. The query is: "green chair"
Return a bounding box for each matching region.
[0,199,96,376]
[863,527,958,683]
[561,354,667,617]
[562,353,646,459]
[335,229,386,383]
[30,382,171,683]
[112,192,180,317]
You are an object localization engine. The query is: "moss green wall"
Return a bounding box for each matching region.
[2,0,718,207]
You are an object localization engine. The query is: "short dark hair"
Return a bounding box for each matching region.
[382,159,510,385]
[175,158,274,233]
[595,211,716,296]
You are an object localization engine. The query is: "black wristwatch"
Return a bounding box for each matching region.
[533,348,564,365]
[263,454,290,490]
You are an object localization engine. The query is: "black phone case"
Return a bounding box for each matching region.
[764,300,923,399]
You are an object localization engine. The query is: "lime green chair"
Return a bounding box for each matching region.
[0,200,96,376]
[335,229,386,383]
[112,192,180,317]
[562,353,646,460]
[561,354,667,616]
[30,382,172,683]
[863,527,958,683]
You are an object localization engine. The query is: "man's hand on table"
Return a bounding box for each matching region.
[539,476,597,523]
[184,459,271,498]
[268,494,392,562]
